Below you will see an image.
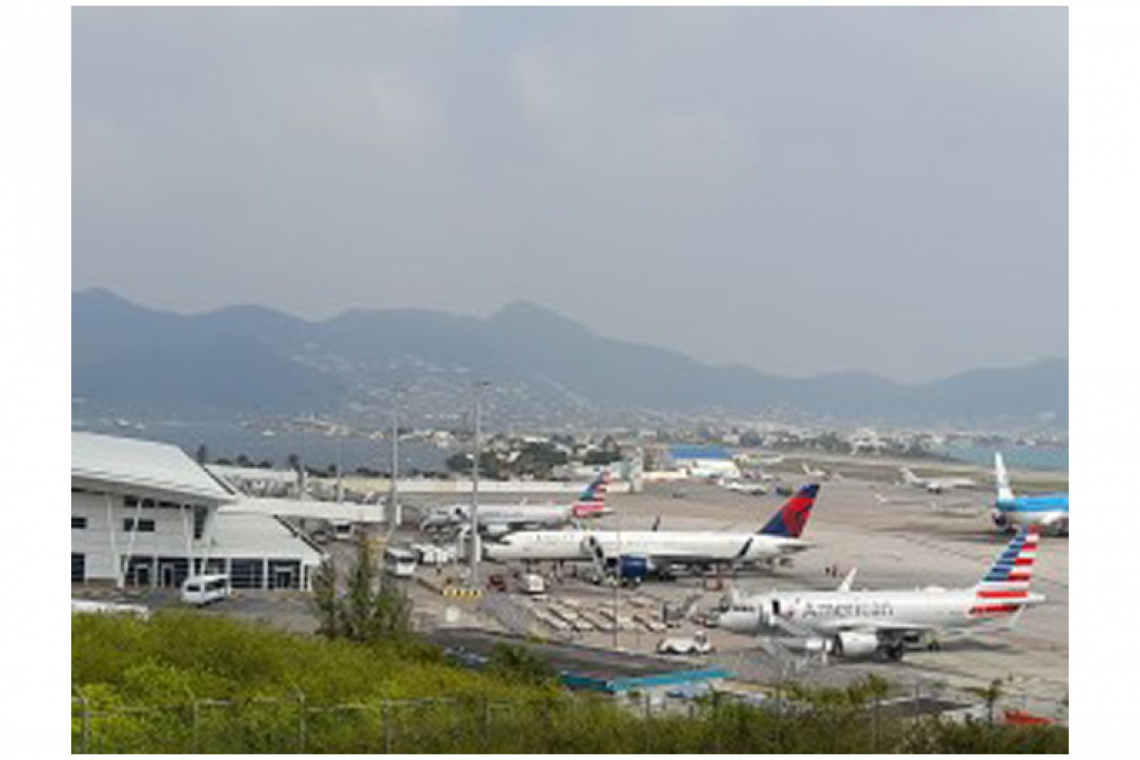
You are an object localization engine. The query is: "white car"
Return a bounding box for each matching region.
[657,631,712,655]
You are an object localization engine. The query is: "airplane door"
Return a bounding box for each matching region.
[772,599,781,617]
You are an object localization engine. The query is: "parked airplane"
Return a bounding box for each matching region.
[801,462,841,481]
[419,472,610,537]
[484,484,821,576]
[801,462,827,479]
[719,525,1044,662]
[719,478,769,496]
[899,466,975,493]
[992,453,1068,536]
[872,492,983,517]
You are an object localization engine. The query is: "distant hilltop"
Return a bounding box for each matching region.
[72,289,1067,427]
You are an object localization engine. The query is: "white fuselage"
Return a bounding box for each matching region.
[484,529,809,563]
[719,587,1043,637]
[904,472,974,493]
[424,503,572,530]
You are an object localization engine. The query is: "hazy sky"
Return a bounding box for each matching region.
[73,6,1067,383]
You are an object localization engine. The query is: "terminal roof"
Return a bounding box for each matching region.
[72,431,235,504]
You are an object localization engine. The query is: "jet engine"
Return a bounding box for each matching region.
[786,635,834,654]
[483,523,511,538]
[832,631,879,658]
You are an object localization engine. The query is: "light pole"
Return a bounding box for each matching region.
[468,379,490,589]
[613,510,621,649]
[388,386,402,531]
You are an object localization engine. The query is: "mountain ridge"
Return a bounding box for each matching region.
[71,289,1067,427]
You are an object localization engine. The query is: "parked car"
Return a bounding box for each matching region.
[657,631,713,655]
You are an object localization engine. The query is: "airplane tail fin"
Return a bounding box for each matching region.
[900,467,919,485]
[572,471,609,518]
[758,484,819,537]
[995,453,1015,502]
[970,525,1042,618]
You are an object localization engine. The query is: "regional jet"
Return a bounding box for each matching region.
[720,478,769,496]
[899,466,975,493]
[419,471,610,537]
[719,525,1044,662]
[484,484,821,577]
[992,453,1068,536]
[872,492,983,517]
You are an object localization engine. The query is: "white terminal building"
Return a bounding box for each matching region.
[72,432,323,591]
[665,445,741,480]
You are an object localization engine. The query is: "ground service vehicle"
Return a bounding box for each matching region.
[181,574,232,606]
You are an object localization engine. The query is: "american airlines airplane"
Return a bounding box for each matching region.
[483,484,820,573]
[419,471,610,537]
[719,524,1043,662]
[899,466,975,493]
[992,453,1068,536]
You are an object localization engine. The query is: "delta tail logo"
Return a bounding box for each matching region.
[759,484,820,538]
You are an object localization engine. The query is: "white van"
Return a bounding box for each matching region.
[384,547,418,578]
[181,574,233,606]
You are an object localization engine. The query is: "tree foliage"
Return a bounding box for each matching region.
[311,533,412,644]
[72,614,1068,753]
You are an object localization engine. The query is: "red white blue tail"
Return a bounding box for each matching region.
[571,471,610,518]
[758,484,819,538]
[970,525,1041,617]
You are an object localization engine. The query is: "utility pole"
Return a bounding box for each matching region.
[388,387,401,529]
[335,424,344,504]
[468,380,490,589]
[613,510,621,649]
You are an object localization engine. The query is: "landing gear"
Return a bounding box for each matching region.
[877,642,905,662]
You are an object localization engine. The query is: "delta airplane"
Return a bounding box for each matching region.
[419,471,610,537]
[484,484,820,573]
[899,466,975,493]
[992,453,1068,536]
[719,524,1044,662]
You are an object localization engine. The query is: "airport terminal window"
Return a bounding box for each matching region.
[124,557,154,587]
[230,558,264,589]
[194,557,226,576]
[268,559,301,590]
[157,556,191,588]
[193,506,208,540]
[72,516,87,529]
[123,518,156,533]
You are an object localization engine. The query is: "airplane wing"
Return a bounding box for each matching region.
[612,538,757,566]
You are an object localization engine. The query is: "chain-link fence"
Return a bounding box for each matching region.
[71,688,669,754]
[71,682,1067,754]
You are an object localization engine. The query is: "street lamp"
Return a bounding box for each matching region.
[469,379,491,589]
[388,385,402,531]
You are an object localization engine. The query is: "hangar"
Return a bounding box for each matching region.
[71,432,323,591]
[666,445,741,480]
